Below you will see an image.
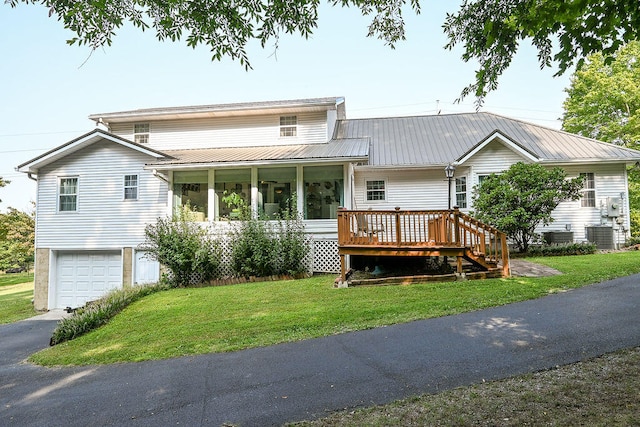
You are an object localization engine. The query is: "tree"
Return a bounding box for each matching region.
[0,206,35,271]
[472,162,584,253]
[562,41,640,236]
[0,177,8,203]
[443,0,640,106]
[562,41,640,148]
[8,1,640,104]
[7,0,420,69]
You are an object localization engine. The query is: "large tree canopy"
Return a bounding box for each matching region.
[7,1,640,103]
[7,0,420,68]
[443,0,640,106]
[562,41,640,149]
[562,41,640,236]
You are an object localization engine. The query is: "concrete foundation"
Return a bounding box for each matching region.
[33,248,50,311]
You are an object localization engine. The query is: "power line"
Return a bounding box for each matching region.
[0,130,85,138]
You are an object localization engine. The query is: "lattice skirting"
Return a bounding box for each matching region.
[311,239,340,273]
[177,236,340,284]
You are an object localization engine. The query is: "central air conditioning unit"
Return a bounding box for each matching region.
[542,231,574,245]
[585,225,614,249]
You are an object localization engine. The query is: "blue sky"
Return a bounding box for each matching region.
[0,2,572,211]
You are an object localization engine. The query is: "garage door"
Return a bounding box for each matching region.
[55,251,122,309]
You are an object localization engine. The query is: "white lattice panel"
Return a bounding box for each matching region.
[312,239,340,273]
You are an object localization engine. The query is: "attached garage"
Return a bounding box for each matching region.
[54,251,123,309]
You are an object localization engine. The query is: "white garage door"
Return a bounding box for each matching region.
[55,251,122,309]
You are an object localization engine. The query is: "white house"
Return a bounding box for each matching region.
[18,97,640,310]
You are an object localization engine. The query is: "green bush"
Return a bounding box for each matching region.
[229,217,276,277]
[274,207,310,276]
[229,201,310,277]
[526,242,597,257]
[138,213,222,286]
[50,282,170,345]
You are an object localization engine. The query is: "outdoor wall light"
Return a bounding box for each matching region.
[444,164,456,209]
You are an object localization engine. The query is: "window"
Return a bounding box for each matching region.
[59,177,78,212]
[134,123,149,144]
[580,172,596,207]
[173,171,208,221]
[304,165,344,219]
[258,167,296,218]
[214,169,251,220]
[455,177,467,208]
[279,116,297,137]
[366,180,386,201]
[124,175,138,200]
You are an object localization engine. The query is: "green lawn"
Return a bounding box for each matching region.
[0,272,34,287]
[30,251,640,366]
[0,279,37,324]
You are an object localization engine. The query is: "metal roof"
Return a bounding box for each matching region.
[149,138,370,169]
[90,97,345,124]
[333,112,640,167]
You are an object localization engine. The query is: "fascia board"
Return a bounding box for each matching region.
[147,155,369,171]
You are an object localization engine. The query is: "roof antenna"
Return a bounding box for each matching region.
[436,100,441,115]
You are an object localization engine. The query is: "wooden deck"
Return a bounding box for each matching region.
[337,207,510,282]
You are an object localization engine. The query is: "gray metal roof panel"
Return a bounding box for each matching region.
[333,112,640,166]
[151,138,370,167]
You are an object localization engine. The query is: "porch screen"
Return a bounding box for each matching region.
[258,167,296,218]
[303,165,344,219]
[214,169,251,220]
[173,171,208,221]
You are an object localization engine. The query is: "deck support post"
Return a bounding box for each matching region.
[340,254,346,283]
[394,207,401,244]
[501,234,510,277]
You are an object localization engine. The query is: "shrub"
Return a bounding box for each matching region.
[229,217,276,277]
[229,199,310,277]
[138,213,222,286]
[50,282,170,345]
[526,242,597,257]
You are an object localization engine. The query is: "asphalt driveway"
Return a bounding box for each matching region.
[1,273,639,426]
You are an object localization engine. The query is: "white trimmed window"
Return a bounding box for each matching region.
[455,177,467,208]
[279,116,297,137]
[124,174,138,200]
[580,172,596,207]
[134,123,150,144]
[59,177,78,212]
[366,180,386,201]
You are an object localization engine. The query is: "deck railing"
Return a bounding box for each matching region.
[337,207,509,274]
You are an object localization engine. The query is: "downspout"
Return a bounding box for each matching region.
[27,173,37,181]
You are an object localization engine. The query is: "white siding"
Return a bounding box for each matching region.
[543,164,630,245]
[354,140,631,247]
[109,112,328,151]
[36,141,168,249]
[354,169,449,211]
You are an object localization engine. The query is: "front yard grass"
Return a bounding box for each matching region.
[0,279,37,324]
[291,346,640,426]
[30,251,640,366]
